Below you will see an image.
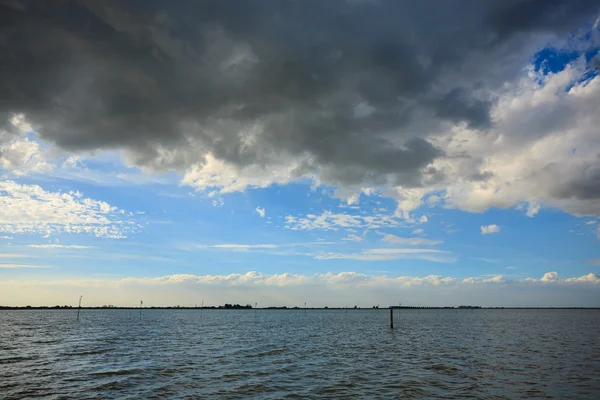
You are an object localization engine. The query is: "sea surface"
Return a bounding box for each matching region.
[1,309,599,399]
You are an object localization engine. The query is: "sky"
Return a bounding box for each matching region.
[1,0,600,307]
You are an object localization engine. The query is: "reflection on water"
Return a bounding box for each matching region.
[1,309,599,399]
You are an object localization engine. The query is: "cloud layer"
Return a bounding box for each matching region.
[1,0,599,218]
[1,271,598,307]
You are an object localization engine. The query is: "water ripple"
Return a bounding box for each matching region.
[1,309,599,398]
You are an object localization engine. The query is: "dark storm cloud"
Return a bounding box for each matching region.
[0,0,597,188]
[553,164,600,200]
[488,0,598,37]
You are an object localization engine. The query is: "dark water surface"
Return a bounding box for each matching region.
[1,309,599,399]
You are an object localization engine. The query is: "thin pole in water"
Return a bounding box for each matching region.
[390,307,394,329]
[76,295,82,320]
[255,302,257,320]
[201,300,204,318]
[139,300,143,320]
[304,302,307,316]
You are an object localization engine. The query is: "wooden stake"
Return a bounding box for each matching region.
[76,295,82,320]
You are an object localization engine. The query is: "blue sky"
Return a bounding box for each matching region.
[0,0,599,306]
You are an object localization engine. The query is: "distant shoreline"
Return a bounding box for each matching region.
[1,306,598,310]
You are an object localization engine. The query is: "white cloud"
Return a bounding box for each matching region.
[585,220,597,225]
[427,195,441,206]
[0,115,51,176]
[380,233,442,246]
[0,263,52,269]
[206,244,278,251]
[27,244,94,249]
[472,257,501,263]
[189,241,454,262]
[342,234,363,242]
[564,273,600,284]
[316,248,455,263]
[0,181,137,238]
[481,224,501,235]
[182,152,307,195]
[285,210,405,231]
[0,253,27,259]
[0,235,13,240]
[255,206,265,217]
[189,241,338,252]
[525,202,541,217]
[541,271,559,282]
[424,58,600,218]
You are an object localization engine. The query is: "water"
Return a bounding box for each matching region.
[1,309,599,399]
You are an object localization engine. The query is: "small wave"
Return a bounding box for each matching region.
[425,363,462,375]
[61,348,115,356]
[31,339,62,345]
[89,368,145,377]
[0,355,37,365]
[244,348,288,358]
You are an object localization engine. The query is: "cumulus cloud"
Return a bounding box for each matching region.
[541,271,560,282]
[481,224,501,235]
[0,181,137,238]
[1,1,599,218]
[255,206,265,217]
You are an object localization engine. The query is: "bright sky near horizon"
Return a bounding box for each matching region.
[1,0,600,307]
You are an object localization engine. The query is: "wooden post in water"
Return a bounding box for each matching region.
[76,295,82,320]
[390,307,394,329]
[139,300,143,320]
